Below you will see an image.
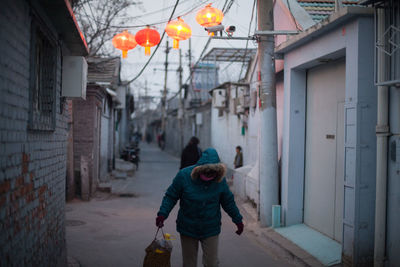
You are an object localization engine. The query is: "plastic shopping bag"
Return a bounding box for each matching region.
[143,227,172,267]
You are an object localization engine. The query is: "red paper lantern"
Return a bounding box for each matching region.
[165,17,192,49]
[135,27,161,56]
[112,30,137,58]
[196,4,224,28]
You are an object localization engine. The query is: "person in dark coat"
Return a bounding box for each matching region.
[156,148,244,267]
[180,136,202,169]
[234,146,243,169]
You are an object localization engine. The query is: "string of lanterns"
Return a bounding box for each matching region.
[112,3,223,58]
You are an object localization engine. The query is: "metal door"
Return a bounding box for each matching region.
[304,60,345,242]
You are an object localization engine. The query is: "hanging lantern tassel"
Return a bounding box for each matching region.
[135,27,161,56]
[173,39,179,49]
[165,17,192,50]
[112,30,137,59]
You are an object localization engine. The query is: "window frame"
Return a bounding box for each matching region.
[28,10,58,131]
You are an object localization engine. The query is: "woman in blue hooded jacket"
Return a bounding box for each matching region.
[156,148,244,267]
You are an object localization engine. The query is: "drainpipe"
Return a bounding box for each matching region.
[374,8,389,267]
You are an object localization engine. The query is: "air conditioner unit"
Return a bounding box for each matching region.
[62,56,87,99]
[212,89,226,109]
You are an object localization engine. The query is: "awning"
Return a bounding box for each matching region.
[201,48,256,62]
[106,88,117,97]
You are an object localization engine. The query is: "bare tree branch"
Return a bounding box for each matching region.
[73,0,144,56]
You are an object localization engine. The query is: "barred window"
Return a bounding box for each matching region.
[29,14,57,131]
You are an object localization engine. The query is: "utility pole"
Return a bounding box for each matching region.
[161,40,170,132]
[188,39,193,96]
[257,0,279,227]
[178,49,184,152]
[143,80,148,140]
[144,80,148,111]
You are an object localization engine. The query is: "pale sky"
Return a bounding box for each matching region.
[113,0,257,104]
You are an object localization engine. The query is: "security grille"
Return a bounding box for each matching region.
[375,0,400,86]
[29,13,57,131]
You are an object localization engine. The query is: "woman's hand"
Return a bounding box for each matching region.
[235,222,244,235]
[156,215,165,227]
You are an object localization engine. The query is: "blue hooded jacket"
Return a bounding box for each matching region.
[158,148,243,239]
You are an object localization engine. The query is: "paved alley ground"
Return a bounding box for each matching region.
[66,143,293,267]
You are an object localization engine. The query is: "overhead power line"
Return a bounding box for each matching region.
[238,0,256,81]
[169,1,233,101]
[96,0,209,29]
[119,0,191,20]
[123,0,180,86]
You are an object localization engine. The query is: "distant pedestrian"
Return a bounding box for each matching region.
[234,146,243,169]
[180,136,202,169]
[146,132,152,143]
[156,148,244,267]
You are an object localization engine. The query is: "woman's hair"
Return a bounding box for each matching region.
[236,146,242,151]
[189,136,200,146]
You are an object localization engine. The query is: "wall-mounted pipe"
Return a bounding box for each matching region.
[374,8,389,267]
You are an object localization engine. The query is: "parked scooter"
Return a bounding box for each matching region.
[121,143,140,170]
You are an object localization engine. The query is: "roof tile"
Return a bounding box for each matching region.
[87,57,121,87]
[296,0,361,22]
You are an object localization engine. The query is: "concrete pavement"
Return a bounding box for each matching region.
[66,143,294,267]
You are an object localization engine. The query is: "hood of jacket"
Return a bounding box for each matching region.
[191,148,226,183]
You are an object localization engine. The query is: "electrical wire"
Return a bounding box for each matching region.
[237,0,256,81]
[124,0,227,97]
[170,0,230,101]
[166,36,212,101]
[123,0,180,85]
[181,0,238,100]
[221,0,229,13]
[95,0,210,29]
[223,0,234,14]
[118,0,191,20]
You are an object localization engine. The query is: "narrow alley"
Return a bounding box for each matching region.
[65,143,291,267]
[2,0,399,266]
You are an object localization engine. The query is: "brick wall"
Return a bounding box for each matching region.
[0,0,68,265]
[73,86,105,199]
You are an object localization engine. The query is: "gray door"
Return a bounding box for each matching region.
[304,60,345,242]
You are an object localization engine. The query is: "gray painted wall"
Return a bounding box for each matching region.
[281,15,376,266]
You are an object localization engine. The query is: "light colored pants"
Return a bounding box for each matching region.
[180,234,219,267]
